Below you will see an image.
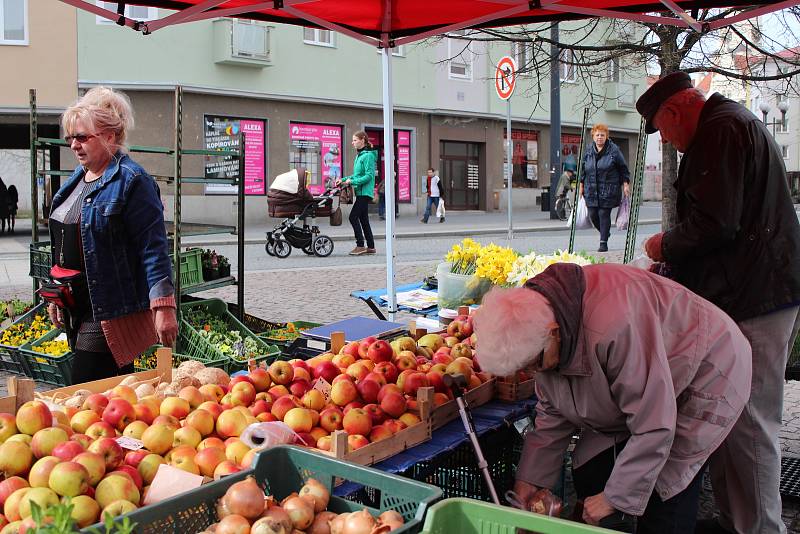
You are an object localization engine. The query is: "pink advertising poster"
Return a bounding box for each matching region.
[396,131,411,201]
[289,122,343,196]
[203,115,267,196]
[241,120,266,195]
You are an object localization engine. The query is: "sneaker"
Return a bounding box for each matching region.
[420,218,428,223]
[598,242,608,252]
[364,248,377,255]
[439,217,445,223]
[349,246,368,256]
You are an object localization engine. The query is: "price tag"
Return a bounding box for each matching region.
[116,436,144,450]
[308,339,326,351]
[312,377,332,402]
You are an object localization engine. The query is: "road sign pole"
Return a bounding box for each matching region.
[506,97,513,240]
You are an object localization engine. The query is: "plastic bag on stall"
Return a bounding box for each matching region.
[567,196,592,230]
[616,196,630,231]
[240,422,299,449]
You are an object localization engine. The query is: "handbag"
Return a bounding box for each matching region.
[37,265,84,310]
[330,206,343,226]
[340,184,354,204]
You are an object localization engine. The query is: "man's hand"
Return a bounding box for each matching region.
[644,232,664,262]
[48,304,64,328]
[623,182,631,197]
[582,492,615,525]
[154,307,178,348]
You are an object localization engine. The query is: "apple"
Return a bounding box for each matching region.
[230,382,257,407]
[224,440,250,465]
[363,404,387,426]
[288,379,312,399]
[394,353,417,372]
[268,361,294,385]
[380,392,407,419]
[85,421,116,441]
[0,478,27,507]
[257,413,277,422]
[95,474,140,509]
[82,394,109,416]
[399,412,421,427]
[141,424,174,456]
[4,487,31,522]
[433,392,450,407]
[172,426,202,449]
[52,440,85,462]
[292,367,311,383]
[447,317,474,340]
[67,494,101,527]
[112,465,143,491]
[30,427,68,459]
[15,402,52,437]
[248,399,271,417]
[316,436,332,451]
[197,402,223,421]
[332,373,354,385]
[369,424,394,442]
[373,361,399,384]
[48,461,90,497]
[102,399,135,432]
[267,385,290,399]
[136,454,165,485]
[0,441,32,477]
[28,456,60,488]
[332,353,356,369]
[18,487,59,519]
[342,408,372,436]
[178,386,204,410]
[160,397,190,420]
[356,380,381,404]
[185,409,215,437]
[270,396,301,421]
[216,410,249,439]
[343,401,364,414]
[197,437,226,451]
[450,343,473,360]
[0,414,17,443]
[152,414,180,430]
[366,340,393,363]
[402,372,430,396]
[340,341,360,357]
[357,336,378,359]
[213,460,242,480]
[347,434,369,451]
[88,438,124,471]
[122,421,148,441]
[109,385,137,406]
[199,384,225,403]
[377,384,402,403]
[132,403,157,426]
[283,408,314,434]
[432,352,454,366]
[70,411,101,434]
[330,380,358,407]
[384,419,407,434]
[73,452,106,486]
[124,450,149,469]
[169,447,199,475]
[302,390,325,412]
[319,407,344,432]
[248,368,272,392]
[341,362,366,382]
[313,361,340,384]
[194,447,226,478]
[446,358,474,380]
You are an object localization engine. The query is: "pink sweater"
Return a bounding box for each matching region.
[101,296,176,368]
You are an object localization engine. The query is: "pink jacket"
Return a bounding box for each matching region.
[516,264,752,516]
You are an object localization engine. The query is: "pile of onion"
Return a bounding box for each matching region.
[196,478,404,534]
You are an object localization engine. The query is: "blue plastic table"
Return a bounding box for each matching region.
[350,282,441,318]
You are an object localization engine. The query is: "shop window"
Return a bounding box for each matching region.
[303,27,335,47]
[606,56,620,82]
[559,49,577,83]
[1,0,26,44]
[377,45,405,56]
[514,42,530,75]
[96,1,156,24]
[504,130,539,188]
[289,122,343,195]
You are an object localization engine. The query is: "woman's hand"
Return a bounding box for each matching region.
[154,307,178,348]
[47,303,63,328]
[623,182,631,197]
[644,233,664,262]
[512,480,539,509]
[582,492,615,525]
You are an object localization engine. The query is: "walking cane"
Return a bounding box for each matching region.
[443,373,501,505]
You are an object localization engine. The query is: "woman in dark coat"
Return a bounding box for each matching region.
[0,178,9,234]
[6,184,18,233]
[579,124,630,252]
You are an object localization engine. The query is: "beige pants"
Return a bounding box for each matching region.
[710,305,800,534]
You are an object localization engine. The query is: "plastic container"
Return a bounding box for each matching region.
[0,303,51,376]
[421,498,620,533]
[105,445,442,534]
[179,298,282,374]
[258,320,322,349]
[436,262,492,310]
[19,329,75,386]
[177,248,204,289]
[29,241,52,281]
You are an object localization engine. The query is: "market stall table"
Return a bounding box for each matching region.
[351,282,440,319]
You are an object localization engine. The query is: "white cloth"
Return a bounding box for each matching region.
[430,175,441,197]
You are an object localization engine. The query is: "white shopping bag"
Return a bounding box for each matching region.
[567,196,592,230]
[436,199,446,218]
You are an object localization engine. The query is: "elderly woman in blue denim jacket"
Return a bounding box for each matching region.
[47,87,177,383]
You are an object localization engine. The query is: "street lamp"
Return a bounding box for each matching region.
[759,99,790,136]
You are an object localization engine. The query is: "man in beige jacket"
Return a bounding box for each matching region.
[474,263,752,533]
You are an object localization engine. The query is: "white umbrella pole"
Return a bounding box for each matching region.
[381,46,397,318]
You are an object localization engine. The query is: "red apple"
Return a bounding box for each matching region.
[15,401,52,437]
[52,440,85,461]
[85,422,116,441]
[347,434,370,451]
[319,408,344,432]
[288,379,312,398]
[377,384,402,403]
[363,372,387,388]
[248,369,271,392]
[270,396,301,421]
[313,361,340,384]
[124,450,149,469]
[366,340,393,363]
[402,372,430,396]
[82,394,109,416]
[87,438,124,471]
[267,385,290,399]
[345,362,370,382]
[330,381,358,407]
[358,336,378,359]
[340,341,360,357]
[373,361,399,384]
[394,354,417,372]
[102,399,135,432]
[343,401,364,414]
[268,361,294,385]
[363,404,386,425]
[356,380,381,404]
[380,392,407,418]
[369,424,394,442]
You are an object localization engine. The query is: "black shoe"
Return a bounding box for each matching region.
[694,519,733,534]
[439,217,445,223]
[598,242,608,252]
[420,218,428,224]
[379,216,385,220]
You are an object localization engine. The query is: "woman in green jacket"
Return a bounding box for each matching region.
[341,130,377,255]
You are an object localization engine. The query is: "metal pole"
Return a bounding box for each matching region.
[173,86,183,317]
[456,396,501,505]
[29,89,39,301]
[568,108,589,253]
[237,133,245,322]
[549,23,561,220]
[506,98,513,240]
[623,117,647,264]
[381,46,397,318]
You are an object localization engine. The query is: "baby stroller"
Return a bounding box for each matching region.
[266,167,339,258]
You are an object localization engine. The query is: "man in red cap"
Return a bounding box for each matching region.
[637,71,800,533]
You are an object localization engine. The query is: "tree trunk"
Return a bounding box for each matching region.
[659,34,682,230]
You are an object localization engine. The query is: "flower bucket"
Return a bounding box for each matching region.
[436,262,492,310]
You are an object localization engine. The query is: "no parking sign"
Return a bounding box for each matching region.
[495,56,517,100]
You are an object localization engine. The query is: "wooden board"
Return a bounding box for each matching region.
[423,378,496,431]
[495,375,536,403]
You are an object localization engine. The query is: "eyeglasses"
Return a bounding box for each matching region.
[64,133,97,144]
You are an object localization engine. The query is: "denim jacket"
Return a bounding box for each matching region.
[50,152,173,321]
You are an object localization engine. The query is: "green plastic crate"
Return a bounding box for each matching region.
[421,498,621,534]
[176,247,204,289]
[102,445,441,534]
[29,241,51,280]
[0,303,52,377]
[258,320,322,348]
[179,298,282,374]
[19,328,75,386]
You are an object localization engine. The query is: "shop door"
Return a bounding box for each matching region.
[440,141,480,210]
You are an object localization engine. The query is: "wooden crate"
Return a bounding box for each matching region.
[423,378,496,431]
[495,374,536,403]
[328,388,433,466]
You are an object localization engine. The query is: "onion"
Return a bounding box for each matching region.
[299,478,331,513]
[223,476,266,520]
[217,514,252,534]
[330,512,349,534]
[342,509,378,534]
[251,515,290,534]
[308,510,337,534]
[281,495,315,530]
[260,502,292,532]
[378,511,404,531]
[217,498,232,519]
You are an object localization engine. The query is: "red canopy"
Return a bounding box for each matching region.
[62,0,794,46]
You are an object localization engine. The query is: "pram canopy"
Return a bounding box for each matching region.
[267,166,332,218]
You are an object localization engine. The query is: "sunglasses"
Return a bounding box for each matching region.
[64,133,97,144]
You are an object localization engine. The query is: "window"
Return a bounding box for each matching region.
[559,49,577,82]
[303,27,334,47]
[232,19,270,61]
[448,32,472,80]
[1,0,27,45]
[606,56,620,82]
[96,2,156,24]
[514,42,529,75]
[782,145,789,159]
[376,45,405,57]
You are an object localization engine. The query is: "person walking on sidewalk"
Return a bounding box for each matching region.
[638,71,800,534]
[340,130,377,256]
[0,177,8,234]
[579,124,630,252]
[421,168,445,223]
[6,184,18,233]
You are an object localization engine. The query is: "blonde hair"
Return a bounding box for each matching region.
[591,123,610,137]
[62,86,134,154]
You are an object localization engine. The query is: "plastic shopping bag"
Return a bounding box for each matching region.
[436,199,446,218]
[240,422,297,449]
[616,195,630,231]
[568,196,592,229]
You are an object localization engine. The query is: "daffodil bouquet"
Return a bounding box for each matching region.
[505,249,600,287]
[445,238,484,275]
[439,239,519,308]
